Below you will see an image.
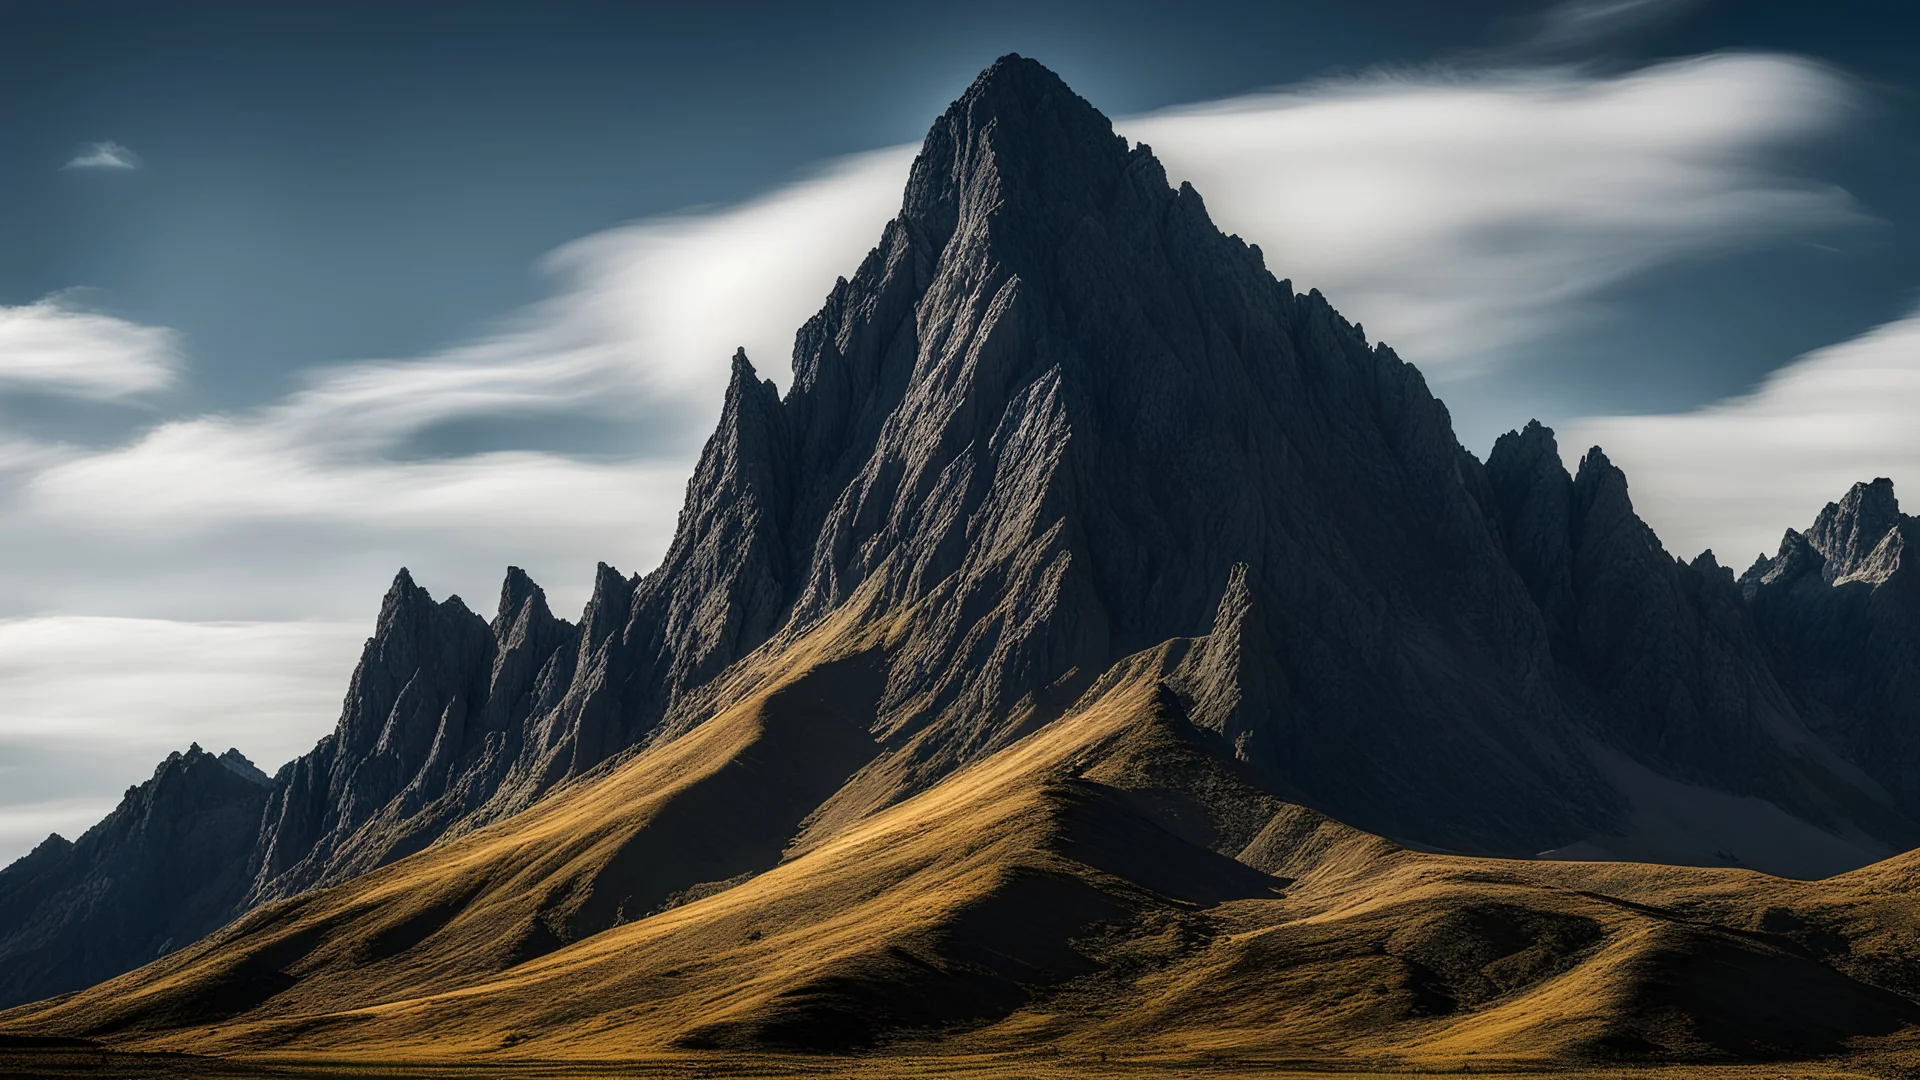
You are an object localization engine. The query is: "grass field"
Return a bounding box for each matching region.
[0,1042,1901,1080]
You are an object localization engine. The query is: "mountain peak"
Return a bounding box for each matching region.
[955,53,1076,113]
[901,53,1130,250]
[216,748,272,787]
[494,565,548,632]
[1811,477,1902,583]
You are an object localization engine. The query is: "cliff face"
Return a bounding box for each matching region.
[5,54,1918,1013]
[1743,479,1920,813]
[1483,427,1907,846]
[0,746,272,1007]
[251,566,576,902]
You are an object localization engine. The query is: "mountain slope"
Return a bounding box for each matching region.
[0,746,272,1007]
[1743,479,1920,815]
[9,631,1920,1069]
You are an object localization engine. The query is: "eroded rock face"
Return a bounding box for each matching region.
[251,566,576,901]
[1744,481,1920,812]
[0,746,273,1008]
[1486,428,1908,842]
[8,53,1919,1011]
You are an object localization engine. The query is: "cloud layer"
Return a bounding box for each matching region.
[0,616,364,856]
[1571,307,1920,565]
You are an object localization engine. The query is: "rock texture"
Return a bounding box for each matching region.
[1743,479,1920,814]
[5,54,1918,1015]
[0,746,272,1008]
[252,566,577,901]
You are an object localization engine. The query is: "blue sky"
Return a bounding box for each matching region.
[2,0,1919,862]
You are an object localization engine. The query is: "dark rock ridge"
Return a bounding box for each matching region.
[0,746,272,1008]
[251,565,577,901]
[4,54,1918,1009]
[1742,479,1920,814]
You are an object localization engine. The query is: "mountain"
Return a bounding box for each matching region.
[1742,479,1920,816]
[0,746,272,1008]
[5,55,1920,1070]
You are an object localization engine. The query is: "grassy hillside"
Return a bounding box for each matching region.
[7,605,1920,1074]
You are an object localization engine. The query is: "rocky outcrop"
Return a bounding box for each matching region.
[250,566,575,901]
[1744,481,1920,812]
[0,746,273,1008]
[1486,428,1907,843]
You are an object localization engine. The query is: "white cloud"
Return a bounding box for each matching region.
[1129,53,1862,372]
[0,799,118,865]
[1568,307,1920,565]
[0,298,179,399]
[528,145,913,402]
[0,616,367,864]
[62,140,141,170]
[0,148,913,622]
[0,617,361,750]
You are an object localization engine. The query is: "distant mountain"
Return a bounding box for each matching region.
[0,746,271,1007]
[1743,478,1920,815]
[4,55,1919,1068]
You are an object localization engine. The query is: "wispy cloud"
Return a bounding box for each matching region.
[0,297,179,399]
[0,149,916,627]
[1569,307,1920,565]
[62,140,142,171]
[1522,0,1708,52]
[0,798,117,863]
[0,616,361,751]
[0,616,366,861]
[1130,52,1861,373]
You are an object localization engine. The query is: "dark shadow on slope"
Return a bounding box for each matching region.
[1053,778,1289,906]
[1579,921,1920,1061]
[673,866,1132,1052]
[547,652,888,946]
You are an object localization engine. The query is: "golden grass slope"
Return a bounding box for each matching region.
[7,620,1920,1073]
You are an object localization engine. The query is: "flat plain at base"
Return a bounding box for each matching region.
[0,1047,1899,1080]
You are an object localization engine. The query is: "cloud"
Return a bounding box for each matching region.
[0,617,361,749]
[62,140,142,171]
[1568,307,1920,565]
[0,297,180,399]
[1522,0,1707,52]
[205,145,911,459]
[1128,52,1862,372]
[0,616,366,863]
[0,150,916,626]
[0,798,117,866]
[529,146,914,404]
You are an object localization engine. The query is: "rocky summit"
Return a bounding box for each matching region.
[4,55,1920,1073]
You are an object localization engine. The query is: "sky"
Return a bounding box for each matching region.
[2,0,1919,863]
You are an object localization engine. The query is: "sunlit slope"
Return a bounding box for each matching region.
[5,629,888,1041]
[9,629,1920,1068]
